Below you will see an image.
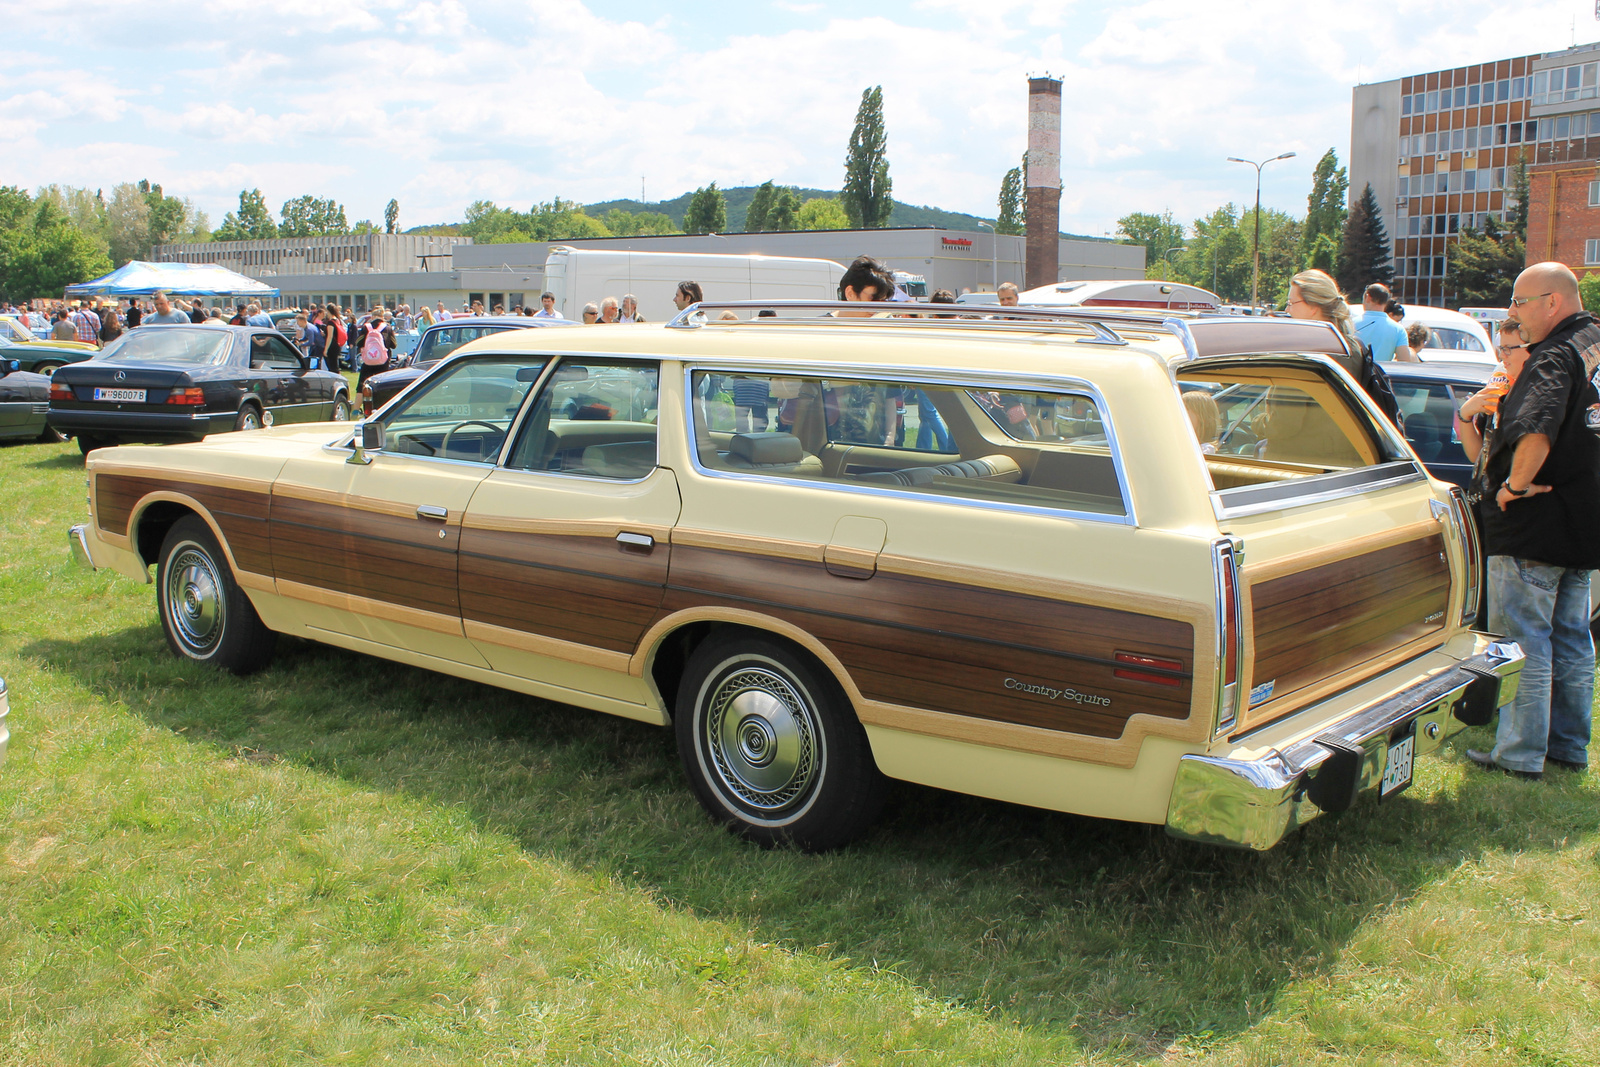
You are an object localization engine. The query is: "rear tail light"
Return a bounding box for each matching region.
[49,382,73,401]
[165,387,205,405]
[1211,537,1245,735]
[1114,652,1185,686]
[1448,487,1482,625]
[361,383,373,417]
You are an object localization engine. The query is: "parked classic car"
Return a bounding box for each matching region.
[0,332,97,376]
[361,316,573,415]
[48,325,351,455]
[0,360,60,443]
[68,303,1523,852]
[0,314,97,350]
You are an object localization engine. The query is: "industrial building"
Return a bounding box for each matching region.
[1350,40,1600,305]
[146,226,1142,311]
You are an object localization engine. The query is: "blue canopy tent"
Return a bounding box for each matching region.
[64,261,280,299]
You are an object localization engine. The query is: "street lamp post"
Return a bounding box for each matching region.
[1226,152,1296,310]
[1163,245,1184,281]
[977,221,998,293]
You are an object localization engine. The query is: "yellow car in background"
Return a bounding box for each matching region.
[0,315,97,352]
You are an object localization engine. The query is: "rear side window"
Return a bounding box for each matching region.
[690,370,1127,518]
[1393,380,1471,466]
[1178,365,1413,503]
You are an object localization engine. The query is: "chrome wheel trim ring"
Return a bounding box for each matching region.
[239,409,260,430]
[163,542,225,657]
[332,399,350,422]
[704,664,820,815]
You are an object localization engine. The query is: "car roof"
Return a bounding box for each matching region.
[1381,360,1492,383]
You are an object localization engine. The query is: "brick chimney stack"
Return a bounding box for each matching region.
[1025,76,1062,291]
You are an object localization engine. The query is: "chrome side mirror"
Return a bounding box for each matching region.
[348,419,383,465]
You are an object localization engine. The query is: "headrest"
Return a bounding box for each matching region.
[729,432,803,465]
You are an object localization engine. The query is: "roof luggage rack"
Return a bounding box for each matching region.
[664,299,1200,361]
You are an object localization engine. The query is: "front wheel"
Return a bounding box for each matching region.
[157,516,276,674]
[675,635,884,851]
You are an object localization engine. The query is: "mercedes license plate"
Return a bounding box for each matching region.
[93,387,145,403]
[1380,728,1415,798]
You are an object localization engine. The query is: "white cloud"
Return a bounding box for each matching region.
[0,0,1588,235]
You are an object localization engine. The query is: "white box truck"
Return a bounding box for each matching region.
[543,247,845,322]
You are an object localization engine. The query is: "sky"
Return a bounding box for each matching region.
[1,0,1593,238]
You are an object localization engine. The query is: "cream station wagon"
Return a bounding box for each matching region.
[67,303,1523,851]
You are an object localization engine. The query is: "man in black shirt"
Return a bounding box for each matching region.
[1468,262,1600,779]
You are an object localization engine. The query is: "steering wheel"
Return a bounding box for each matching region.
[439,419,503,459]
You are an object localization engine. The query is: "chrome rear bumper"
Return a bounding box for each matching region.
[1166,639,1523,850]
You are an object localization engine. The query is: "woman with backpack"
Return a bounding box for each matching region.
[355,312,395,392]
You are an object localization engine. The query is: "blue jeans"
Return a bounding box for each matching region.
[914,391,953,452]
[1487,557,1595,772]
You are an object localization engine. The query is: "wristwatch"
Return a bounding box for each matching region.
[1502,483,1531,496]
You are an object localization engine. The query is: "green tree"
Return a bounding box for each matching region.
[1257,209,1305,308]
[996,165,1024,236]
[841,86,892,229]
[139,180,205,247]
[1448,217,1524,306]
[279,196,348,238]
[214,188,278,241]
[603,209,679,236]
[0,191,112,301]
[1118,210,1184,267]
[745,181,776,232]
[384,199,399,235]
[105,183,151,265]
[36,185,108,256]
[767,188,801,231]
[797,198,849,231]
[1336,183,1391,294]
[1167,204,1252,302]
[684,183,727,235]
[1581,271,1600,314]
[1302,148,1348,268]
[1508,152,1529,241]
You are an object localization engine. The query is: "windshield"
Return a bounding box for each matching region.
[100,329,233,365]
[412,324,515,366]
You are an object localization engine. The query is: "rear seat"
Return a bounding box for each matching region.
[720,431,823,474]
[856,454,1022,487]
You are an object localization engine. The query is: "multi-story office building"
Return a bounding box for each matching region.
[1352,41,1600,306]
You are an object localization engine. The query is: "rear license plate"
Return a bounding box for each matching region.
[1380,728,1415,798]
[93,387,146,403]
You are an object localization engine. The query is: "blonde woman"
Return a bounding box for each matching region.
[416,304,434,328]
[1286,269,1401,423]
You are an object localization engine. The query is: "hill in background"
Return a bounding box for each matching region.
[408,185,1111,241]
[587,186,996,235]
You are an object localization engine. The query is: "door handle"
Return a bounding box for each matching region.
[615,531,654,549]
[416,504,448,521]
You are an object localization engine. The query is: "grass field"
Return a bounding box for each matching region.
[2,436,1598,1065]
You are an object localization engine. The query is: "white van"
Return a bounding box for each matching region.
[543,248,845,323]
[1349,304,1496,364]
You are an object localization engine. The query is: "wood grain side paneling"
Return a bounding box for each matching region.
[458,528,668,654]
[95,473,272,575]
[1248,532,1449,706]
[269,495,460,616]
[661,545,1195,740]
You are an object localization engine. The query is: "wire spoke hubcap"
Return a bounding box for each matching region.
[707,667,819,812]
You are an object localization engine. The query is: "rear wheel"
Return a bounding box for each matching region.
[34,361,63,377]
[675,635,884,851]
[156,516,275,674]
[234,405,262,432]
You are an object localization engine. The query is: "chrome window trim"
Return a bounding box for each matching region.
[1210,536,1245,737]
[1210,461,1426,520]
[680,365,1138,527]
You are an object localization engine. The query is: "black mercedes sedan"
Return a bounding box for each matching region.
[48,325,350,455]
[361,316,572,415]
